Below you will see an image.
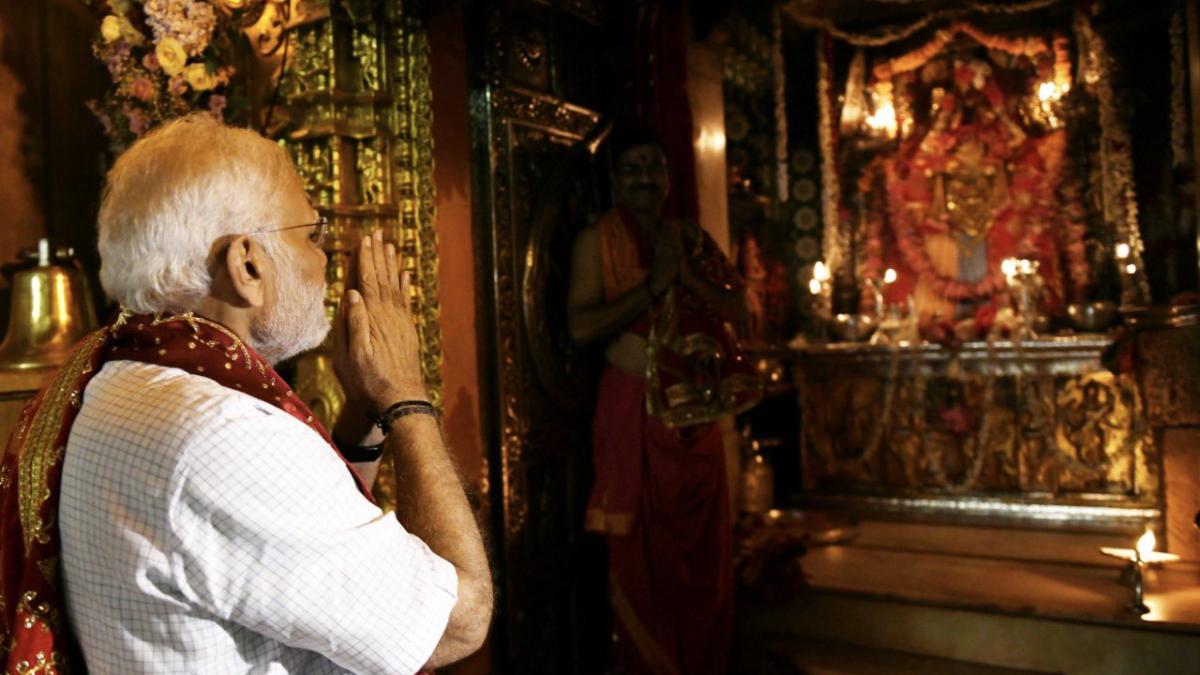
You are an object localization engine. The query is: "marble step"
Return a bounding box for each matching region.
[749,636,1053,675]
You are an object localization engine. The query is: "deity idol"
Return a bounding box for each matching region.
[868,54,1088,332]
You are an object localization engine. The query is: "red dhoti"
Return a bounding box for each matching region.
[586,366,733,675]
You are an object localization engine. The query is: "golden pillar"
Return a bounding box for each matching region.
[247,0,442,509]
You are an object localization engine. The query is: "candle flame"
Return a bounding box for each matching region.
[1115,243,1131,260]
[1001,258,1017,278]
[1037,80,1062,103]
[1136,529,1156,559]
[883,268,897,284]
[813,261,830,282]
[1125,263,1137,275]
[808,278,822,295]
[865,102,897,137]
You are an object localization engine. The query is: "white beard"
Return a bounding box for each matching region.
[250,243,330,364]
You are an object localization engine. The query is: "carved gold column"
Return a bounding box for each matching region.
[251,0,442,510]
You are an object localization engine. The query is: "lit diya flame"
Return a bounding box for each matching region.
[1136,529,1156,561]
[813,261,830,282]
[883,268,897,285]
[1001,258,1018,279]
[1100,529,1181,565]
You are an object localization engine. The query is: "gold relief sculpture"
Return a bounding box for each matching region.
[355,138,387,205]
[391,19,443,411]
[290,137,339,206]
[1053,372,1145,493]
[260,1,444,512]
[800,376,889,485]
[797,340,1158,525]
[284,22,334,95]
[352,29,382,92]
[241,0,296,58]
[1016,377,1059,492]
[886,377,927,486]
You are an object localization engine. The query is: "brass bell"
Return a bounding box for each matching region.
[0,239,99,371]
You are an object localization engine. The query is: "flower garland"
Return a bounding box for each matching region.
[772,6,789,204]
[88,0,239,152]
[1169,8,1188,170]
[1074,7,1150,305]
[817,33,843,271]
[787,0,1061,49]
[865,128,1086,310]
[872,22,1049,80]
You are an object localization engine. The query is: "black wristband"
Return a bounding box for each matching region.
[370,399,437,435]
[336,441,385,463]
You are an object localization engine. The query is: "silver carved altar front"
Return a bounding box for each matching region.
[793,337,1159,530]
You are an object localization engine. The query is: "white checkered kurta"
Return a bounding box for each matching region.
[59,360,458,674]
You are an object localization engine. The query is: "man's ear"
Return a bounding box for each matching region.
[223,235,268,308]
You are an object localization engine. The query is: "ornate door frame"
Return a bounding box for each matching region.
[468,0,612,670]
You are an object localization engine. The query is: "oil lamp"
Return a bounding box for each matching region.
[1100,529,1180,616]
[1001,257,1041,337]
[864,268,897,320]
[808,261,831,316]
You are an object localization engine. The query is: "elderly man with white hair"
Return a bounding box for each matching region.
[0,113,491,674]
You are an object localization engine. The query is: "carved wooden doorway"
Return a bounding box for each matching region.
[467,0,614,670]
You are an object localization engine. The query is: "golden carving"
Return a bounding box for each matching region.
[289,137,339,206]
[796,339,1158,525]
[352,28,382,92]
[266,3,444,512]
[354,138,387,206]
[283,21,334,95]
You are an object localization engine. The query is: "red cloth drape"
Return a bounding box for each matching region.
[586,367,732,675]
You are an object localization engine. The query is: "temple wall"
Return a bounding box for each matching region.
[428,9,490,674]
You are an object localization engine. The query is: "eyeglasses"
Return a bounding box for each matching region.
[255,214,329,247]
